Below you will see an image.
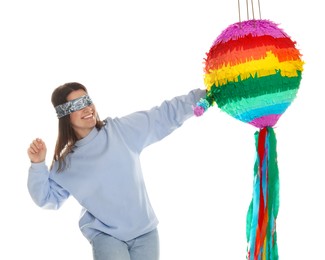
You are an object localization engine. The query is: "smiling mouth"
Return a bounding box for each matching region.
[82,114,93,119]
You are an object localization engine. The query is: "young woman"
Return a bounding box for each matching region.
[27,82,206,260]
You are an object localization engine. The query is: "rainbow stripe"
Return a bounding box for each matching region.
[196,19,304,128]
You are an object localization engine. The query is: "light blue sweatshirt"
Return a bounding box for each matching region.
[28,89,205,242]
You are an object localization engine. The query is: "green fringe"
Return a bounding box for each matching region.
[207,70,302,108]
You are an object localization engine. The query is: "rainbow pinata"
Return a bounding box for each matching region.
[194,19,304,128]
[194,19,304,260]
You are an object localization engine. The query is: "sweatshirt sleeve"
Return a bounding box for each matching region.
[115,88,206,151]
[27,162,70,209]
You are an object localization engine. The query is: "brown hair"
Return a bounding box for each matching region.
[50,82,104,172]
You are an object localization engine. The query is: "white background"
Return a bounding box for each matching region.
[1,0,324,259]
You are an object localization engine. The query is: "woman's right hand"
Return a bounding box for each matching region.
[27,138,47,163]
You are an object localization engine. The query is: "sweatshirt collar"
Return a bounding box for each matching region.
[75,127,99,147]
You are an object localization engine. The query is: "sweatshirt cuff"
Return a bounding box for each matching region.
[30,161,49,173]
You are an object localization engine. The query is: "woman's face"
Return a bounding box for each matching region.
[67,89,97,139]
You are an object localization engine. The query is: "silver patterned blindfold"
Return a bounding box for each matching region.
[55,95,93,118]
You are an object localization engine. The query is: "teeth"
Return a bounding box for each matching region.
[83,114,93,119]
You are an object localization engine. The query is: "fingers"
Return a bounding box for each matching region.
[28,138,45,154]
[27,138,47,163]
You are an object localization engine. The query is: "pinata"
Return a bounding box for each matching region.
[194,16,304,260]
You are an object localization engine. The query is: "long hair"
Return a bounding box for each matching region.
[50,82,104,172]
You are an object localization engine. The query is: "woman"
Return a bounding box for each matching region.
[27,82,206,260]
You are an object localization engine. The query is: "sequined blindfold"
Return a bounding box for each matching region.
[55,95,93,118]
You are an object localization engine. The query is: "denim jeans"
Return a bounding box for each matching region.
[90,229,159,260]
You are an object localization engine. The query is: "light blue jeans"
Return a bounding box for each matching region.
[90,229,159,260]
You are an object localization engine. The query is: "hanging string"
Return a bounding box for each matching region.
[238,0,262,22]
[238,0,242,22]
[250,0,255,20]
[257,0,262,19]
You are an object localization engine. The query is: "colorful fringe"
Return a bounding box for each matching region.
[246,127,279,260]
